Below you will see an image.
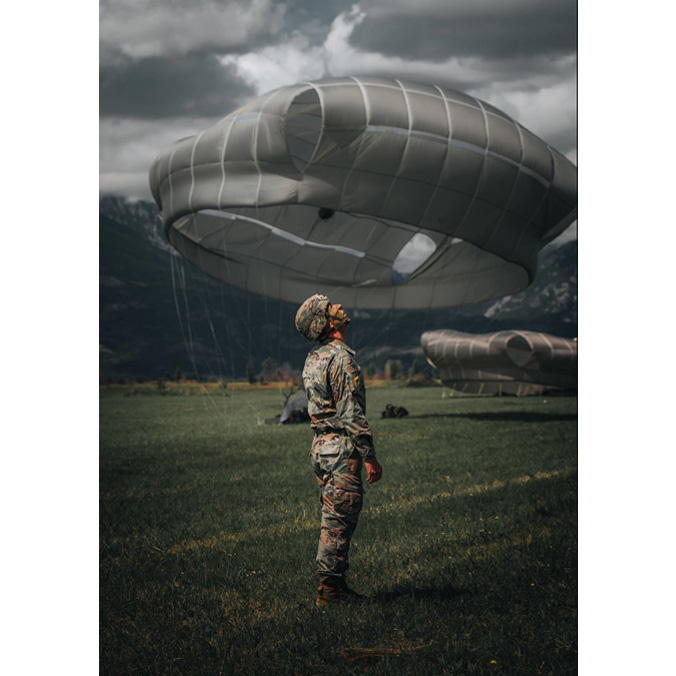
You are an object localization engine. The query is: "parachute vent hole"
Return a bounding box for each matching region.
[391,233,437,286]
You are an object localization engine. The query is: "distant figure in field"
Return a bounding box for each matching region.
[295,294,383,606]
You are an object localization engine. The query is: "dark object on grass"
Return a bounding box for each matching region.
[382,404,409,419]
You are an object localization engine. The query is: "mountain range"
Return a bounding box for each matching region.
[99,195,577,382]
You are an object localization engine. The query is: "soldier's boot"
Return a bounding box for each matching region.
[316,575,365,607]
[336,576,365,600]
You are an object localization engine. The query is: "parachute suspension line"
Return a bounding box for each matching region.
[200,274,229,378]
[271,274,282,382]
[215,284,242,433]
[191,270,247,429]
[225,253,269,425]
[177,262,238,423]
[218,282,236,381]
[192,265,227,380]
[234,203,255,373]
[170,254,210,406]
[250,103,282,386]
[278,297,285,377]
[251,204,276,384]
[188,266,235,416]
[261,263,275,374]
[218,225,255,373]
[171,258,219,410]
[170,252,192,368]
[211,218,267,396]
[176,261,199,376]
[246,261,254,371]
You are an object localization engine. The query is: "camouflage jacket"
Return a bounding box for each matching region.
[302,338,376,459]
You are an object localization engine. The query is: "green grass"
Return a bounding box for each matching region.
[100,384,577,675]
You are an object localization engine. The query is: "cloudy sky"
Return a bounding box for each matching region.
[100,0,578,238]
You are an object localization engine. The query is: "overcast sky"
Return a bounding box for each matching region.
[100,0,577,226]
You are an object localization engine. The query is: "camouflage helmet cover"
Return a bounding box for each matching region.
[295,294,331,341]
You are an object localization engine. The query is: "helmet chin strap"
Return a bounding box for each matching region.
[327,305,350,336]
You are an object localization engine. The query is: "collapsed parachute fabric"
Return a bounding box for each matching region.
[149,77,577,309]
[421,329,577,395]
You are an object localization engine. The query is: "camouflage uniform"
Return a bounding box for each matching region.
[302,337,376,578]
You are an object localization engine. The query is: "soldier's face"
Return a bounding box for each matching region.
[328,303,350,328]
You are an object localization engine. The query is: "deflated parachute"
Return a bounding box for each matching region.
[264,389,310,425]
[149,76,577,309]
[421,329,577,395]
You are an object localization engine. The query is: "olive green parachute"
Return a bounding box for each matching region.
[149,76,577,309]
[421,329,577,395]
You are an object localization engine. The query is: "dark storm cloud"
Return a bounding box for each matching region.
[98,0,346,121]
[99,0,288,60]
[99,0,577,204]
[100,52,254,119]
[350,0,576,61]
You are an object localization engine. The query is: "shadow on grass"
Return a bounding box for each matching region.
[373,581,468,603]
[405,412,576,423]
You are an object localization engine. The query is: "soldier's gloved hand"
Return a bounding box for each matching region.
[365,457,383,484]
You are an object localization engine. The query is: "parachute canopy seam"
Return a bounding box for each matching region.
[365,126,550,188]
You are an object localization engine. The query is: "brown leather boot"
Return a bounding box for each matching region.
[316,575,365,606]
[336,576,365,599]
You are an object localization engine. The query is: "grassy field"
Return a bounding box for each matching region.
[100,383,577,675]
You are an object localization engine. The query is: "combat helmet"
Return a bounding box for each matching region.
[295,294,331,341]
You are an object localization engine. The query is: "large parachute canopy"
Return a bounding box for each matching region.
[149,77,577,310]
[421,329,577,395]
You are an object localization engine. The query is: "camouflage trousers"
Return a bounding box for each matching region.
[310,432,364,577]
